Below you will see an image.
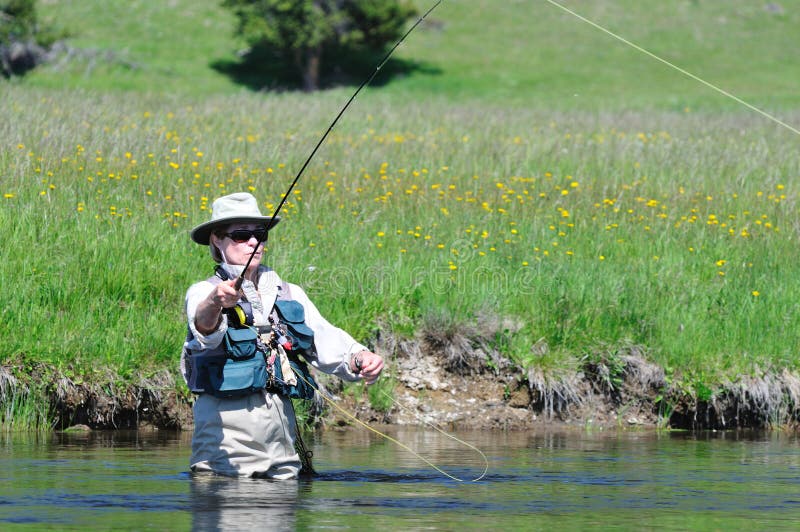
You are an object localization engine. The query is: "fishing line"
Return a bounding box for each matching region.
[295,369,487,482]
[283,362,488,481]
[543,0,800,137]
[377,388,489,481]
[236,0,444,290]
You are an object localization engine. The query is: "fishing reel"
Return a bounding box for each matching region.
[224,301,254,329]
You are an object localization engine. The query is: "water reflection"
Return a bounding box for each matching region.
[190,475,300,532]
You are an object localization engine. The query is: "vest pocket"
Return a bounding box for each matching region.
[274,300,314,350]
[223,326,259,360]
[206,356,268,398]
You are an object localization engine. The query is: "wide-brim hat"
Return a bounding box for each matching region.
[190,192,280,245]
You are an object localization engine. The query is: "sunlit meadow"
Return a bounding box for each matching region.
[2,86,799,397]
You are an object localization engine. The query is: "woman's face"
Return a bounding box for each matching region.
[211,223,268,268]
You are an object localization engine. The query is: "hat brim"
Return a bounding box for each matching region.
[190,215,281,245]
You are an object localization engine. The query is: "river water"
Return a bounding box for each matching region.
[1,427,798,530]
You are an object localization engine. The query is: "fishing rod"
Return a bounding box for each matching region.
[230,0,487,483]
[235,0,443,290]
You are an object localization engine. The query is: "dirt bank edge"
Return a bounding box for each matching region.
[3,339,800,432]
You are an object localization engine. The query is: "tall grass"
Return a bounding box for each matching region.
[0,369,53,431]
[2,86,799,396]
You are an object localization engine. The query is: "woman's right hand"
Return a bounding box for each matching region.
[195,280,239,334]
[206,279,240,309]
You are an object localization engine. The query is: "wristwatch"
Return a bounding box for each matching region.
[352,352,364,373]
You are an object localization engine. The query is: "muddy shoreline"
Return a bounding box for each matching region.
[3,337,800,432]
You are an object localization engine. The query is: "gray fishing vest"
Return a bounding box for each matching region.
[182,273,316,399]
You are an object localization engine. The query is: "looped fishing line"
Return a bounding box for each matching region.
[294,370,488,482]
[377,388,488,482]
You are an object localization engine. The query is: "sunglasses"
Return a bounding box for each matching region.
[221,228,268,243]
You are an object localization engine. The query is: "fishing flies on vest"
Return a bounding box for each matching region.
[268,312,294,353]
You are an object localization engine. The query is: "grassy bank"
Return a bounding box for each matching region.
[2,0,800,428]
[3,87,799,402]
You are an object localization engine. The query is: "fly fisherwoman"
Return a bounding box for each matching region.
[179,2,442,480]
[181,192,384,479]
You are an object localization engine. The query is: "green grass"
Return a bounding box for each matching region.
[3,91,798,381]
[21,0,243,94]
[0,369,53,431]
[21,0,800,110]
[3,0,800,412]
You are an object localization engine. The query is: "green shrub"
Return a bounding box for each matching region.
[221,0,417,90]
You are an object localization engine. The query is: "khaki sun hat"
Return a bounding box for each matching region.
[190,192,280,245]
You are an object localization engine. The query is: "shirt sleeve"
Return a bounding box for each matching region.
[288,283,366,382]
[184,280,228,351]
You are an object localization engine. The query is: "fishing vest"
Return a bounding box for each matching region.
[183,271,317,400]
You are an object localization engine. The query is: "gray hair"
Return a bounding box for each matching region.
[209,229,227,263]
[210,243,223,263]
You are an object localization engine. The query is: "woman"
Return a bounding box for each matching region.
[181,192,383,479]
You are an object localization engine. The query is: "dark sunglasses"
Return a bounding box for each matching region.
[221,228,268,243]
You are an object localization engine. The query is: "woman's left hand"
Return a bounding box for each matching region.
[352,350,384,384]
